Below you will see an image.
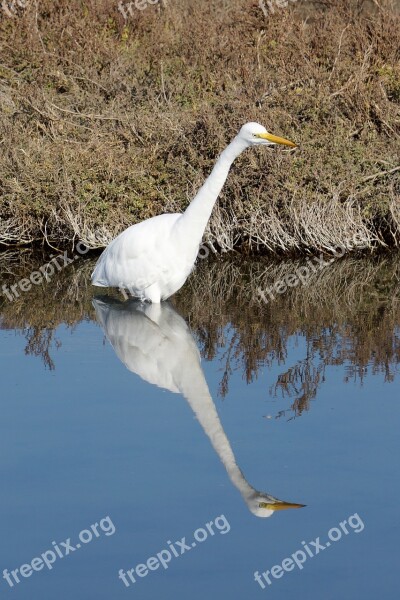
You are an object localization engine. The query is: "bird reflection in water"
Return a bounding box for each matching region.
[93,297,305,517]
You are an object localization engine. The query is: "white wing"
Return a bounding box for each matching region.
[91,213,181,291]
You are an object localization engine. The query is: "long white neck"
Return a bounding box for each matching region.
[179,364,256,502]
[175,135,248,245]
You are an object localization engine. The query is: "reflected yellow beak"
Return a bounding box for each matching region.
[259,500,306,511]
[255,132,297,148]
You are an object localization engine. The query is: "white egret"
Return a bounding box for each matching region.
[93,298,304,517]
[91,122,296,302]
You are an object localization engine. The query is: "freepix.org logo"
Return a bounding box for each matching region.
[3,516,116,588]
[254,512,365,589]
[118,514,231,588]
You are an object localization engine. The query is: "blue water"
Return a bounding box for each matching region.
[0,259,399,600]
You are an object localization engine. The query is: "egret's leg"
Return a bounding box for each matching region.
[145,283,162,304]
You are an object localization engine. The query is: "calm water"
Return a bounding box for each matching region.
[0,252,399,599]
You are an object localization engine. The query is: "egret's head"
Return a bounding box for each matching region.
[238,122,297,149]
[248,491,305,518]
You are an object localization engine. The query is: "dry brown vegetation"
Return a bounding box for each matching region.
[0,0,399,253]
[1,250,399,416]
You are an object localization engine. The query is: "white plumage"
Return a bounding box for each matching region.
[91,122,296,302]
[91,213,191,302]
[93,298,304,516]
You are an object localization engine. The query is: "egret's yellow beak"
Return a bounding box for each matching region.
[259,500,306,511]
[255,132,297,148]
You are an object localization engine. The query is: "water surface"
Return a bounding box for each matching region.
[0,252,399,599]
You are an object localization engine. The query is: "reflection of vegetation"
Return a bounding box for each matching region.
[0,249,95,369]
[175,254,400,415]
[272,357,326,420]
[24,327,61,371]
[1,250,399,417]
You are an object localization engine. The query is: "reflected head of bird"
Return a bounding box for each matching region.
[247,491,306,518]
[238,122,297,149]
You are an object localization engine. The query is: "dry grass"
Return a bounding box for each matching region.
[0,0,399,253]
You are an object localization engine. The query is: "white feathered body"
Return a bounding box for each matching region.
[91,213,200,302]
[91,122,292,302]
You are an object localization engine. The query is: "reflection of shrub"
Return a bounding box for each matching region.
[177,254,400,412]
[0,0,399,252]
[0,251,399,415]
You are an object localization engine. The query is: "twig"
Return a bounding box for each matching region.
[361,165,400,184]
[328,25,349,82]
[48,102,125,122]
